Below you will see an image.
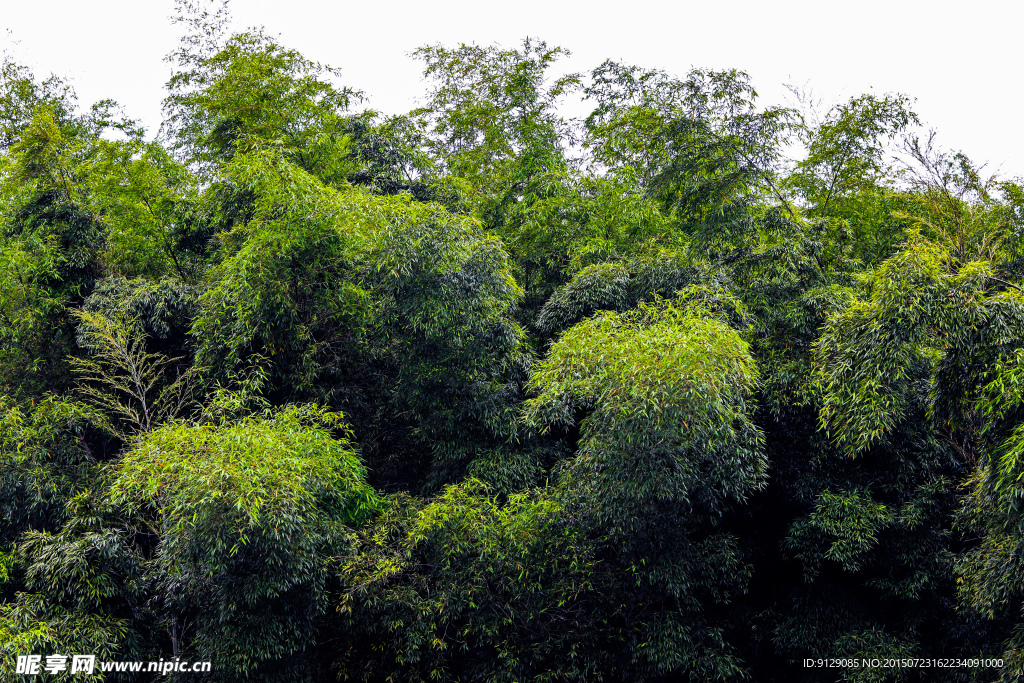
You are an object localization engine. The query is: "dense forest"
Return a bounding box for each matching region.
[2,3,1024,682]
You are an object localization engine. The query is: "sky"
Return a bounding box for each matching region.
[3,0,1022,177]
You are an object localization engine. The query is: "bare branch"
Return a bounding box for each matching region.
[70,309,198,439]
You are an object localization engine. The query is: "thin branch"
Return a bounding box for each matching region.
[988,276,1022,292]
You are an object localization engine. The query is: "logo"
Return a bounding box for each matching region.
[14,654,211,675]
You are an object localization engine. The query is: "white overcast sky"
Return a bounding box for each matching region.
[3,0,1022,177]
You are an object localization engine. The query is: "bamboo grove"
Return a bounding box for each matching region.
[2,5,1024,682]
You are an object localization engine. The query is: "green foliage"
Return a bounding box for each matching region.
[815,240,978,454]
[790,92,918,214]
[190,143,529,486]
[165,24,358,172]
[412,39,578,194]
[0,103,107,398]
[0,57,78,150]
[0,598,139,682]
[789,488,894,574]
[0,398,99,544]
[191,145,373,396]
[0,225,71,397]
[340,112,438,199]
[81,136,203,279]
[339,482,599,682]
[526,295,764,534]
[584,62,793,218]
[83,275,199,351]
[3,21,1024,682]
[0,491,151,681]
[955,349,1024,678]
[496,170,681,315]
[898,134,1017,270]
[366,189,530,468]
[109,403,378,680]
[534,255,720,336]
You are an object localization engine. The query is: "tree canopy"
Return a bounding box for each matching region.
[2,4,1023,681]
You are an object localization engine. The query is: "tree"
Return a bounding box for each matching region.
[412,39,578,196]
[109,403,378,681]
[338,483,599,682]
[524,294,766,679]
[164,14,358,177]
[584,62,794,220]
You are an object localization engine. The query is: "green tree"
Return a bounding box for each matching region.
[164,11,358,177]
[524,294,766,679]
[584,62,793,220]
[338,483,599,682]
[109,403,378,681]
